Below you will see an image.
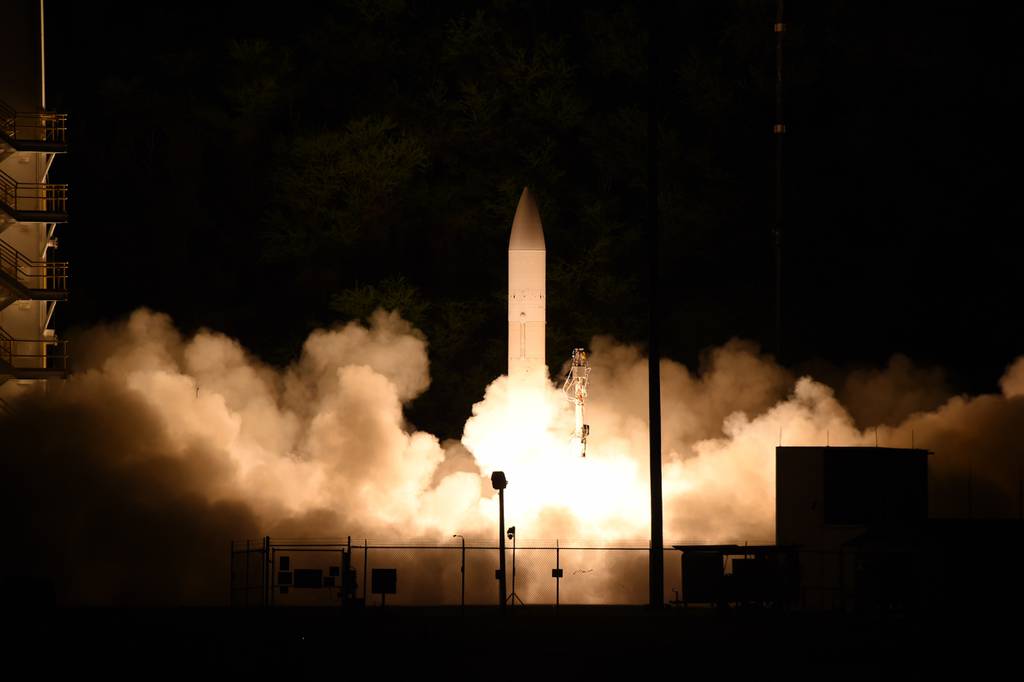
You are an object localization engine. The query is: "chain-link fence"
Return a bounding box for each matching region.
[231,538,694,607]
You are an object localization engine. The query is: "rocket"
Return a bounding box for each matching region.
[508,187,546,383]
[508,187,591,455]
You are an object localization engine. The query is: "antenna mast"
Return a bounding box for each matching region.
[774,0,786,358]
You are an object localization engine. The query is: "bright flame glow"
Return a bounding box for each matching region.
[463,374,650,540]
[9,307,1023,604]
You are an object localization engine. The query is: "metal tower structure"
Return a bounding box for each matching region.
[0,0,70,397]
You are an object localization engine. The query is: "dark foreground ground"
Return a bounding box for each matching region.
[6,605,1014,676]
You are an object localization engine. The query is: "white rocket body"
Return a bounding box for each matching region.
[508,188,546,384]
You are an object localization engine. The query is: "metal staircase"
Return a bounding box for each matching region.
[0,99,68,153]
[0,15,72,390]
[0,239,68,311]
[0,168,68,223]
[0,325,69,381]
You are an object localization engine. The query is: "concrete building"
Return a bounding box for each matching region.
[775,446,1023,611]
[0,0,70,401]
[673,445,1024,611]
[776,446,930,609]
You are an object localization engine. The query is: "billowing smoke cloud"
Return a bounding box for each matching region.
[2,309,489,604]
[2,308,1022,604]
[0,372,260,605]
[1000,357,1024,398]
[69,308,490,539]
[839,354,952,427]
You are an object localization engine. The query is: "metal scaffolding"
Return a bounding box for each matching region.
[0,0,70,388]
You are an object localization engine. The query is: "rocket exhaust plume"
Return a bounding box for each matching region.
[3,196,1024,604]
[3,309,1024,605]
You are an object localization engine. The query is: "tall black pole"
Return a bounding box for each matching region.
[774,0,786,359]
[647,6,664,609]
[498,488,507,608]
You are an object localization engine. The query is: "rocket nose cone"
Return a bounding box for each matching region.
[509,187,545,250]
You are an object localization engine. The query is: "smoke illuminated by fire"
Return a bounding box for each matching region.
[2,307,1023,604]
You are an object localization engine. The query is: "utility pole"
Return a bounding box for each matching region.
[647,3,664,609]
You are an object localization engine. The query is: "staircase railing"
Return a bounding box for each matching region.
[0,99,68,145]
[0,168,68,215]
[0,239,68,291]
[0,326,69,372]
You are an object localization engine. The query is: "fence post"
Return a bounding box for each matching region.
[244,539,250,607]
[556,540,560,607]
[263,536,270,607]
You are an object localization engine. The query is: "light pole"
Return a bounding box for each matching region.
[491,471,508,608]
[452,534,465,609]
[507,526,523,606]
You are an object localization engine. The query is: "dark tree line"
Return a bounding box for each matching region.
[48,1,1024,437]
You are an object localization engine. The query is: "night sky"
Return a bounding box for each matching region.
[44,0,1024,438]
